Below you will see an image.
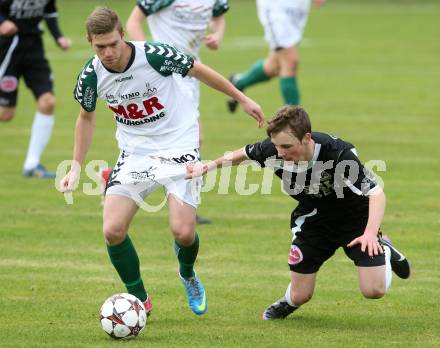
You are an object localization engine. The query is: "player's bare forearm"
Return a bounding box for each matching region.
[72,108,96,166]
[188,63,265,126]
[211,15,225,39]
[126,6,147,41]
[364,188,386,237]
[346,188,385,256]
[207,148,248,171]
[189,62,243,101]
[186,148,247,179]
[205,16,225,49]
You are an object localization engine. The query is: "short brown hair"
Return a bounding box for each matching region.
[86,7,123,39]
[266,105,312,140]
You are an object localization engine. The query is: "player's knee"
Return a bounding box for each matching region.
[38,93,56,114]
[171,224,195,246]
[0,108,15,121]
[361,285,386,299]
[291,291,313,305]
[103,222,127,245]
[264,62,280,77]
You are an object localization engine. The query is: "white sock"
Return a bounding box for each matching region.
[384,245,393,290]
[23,112,54,170]
[284,282,299,307]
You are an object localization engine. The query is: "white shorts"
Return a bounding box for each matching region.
[106,149,202,209]
[257,0,311,49]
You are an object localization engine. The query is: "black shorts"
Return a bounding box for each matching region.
[0,35,53,107]
[288,206,385,273]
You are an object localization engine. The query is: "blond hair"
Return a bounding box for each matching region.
[86,7,123,39]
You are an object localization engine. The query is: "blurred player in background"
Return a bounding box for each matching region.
[0,0,71,178]
[227,0,325,112]
[61,7,263,317]
[187,105,411,320]
[123,0,229,225]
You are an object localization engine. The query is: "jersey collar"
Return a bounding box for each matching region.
[101,42,136,74]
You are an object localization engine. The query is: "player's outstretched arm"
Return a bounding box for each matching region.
[185,148,247,179]
[126,6,147,41]
[60,108,96,192]
[347,188,386,257]
[188,62,265,127]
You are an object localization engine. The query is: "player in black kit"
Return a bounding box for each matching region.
[186,105,411,320]
[0,0,71,177]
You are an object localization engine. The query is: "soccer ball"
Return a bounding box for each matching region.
[99,293,147,339]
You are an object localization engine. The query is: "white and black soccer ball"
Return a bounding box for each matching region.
[99,293,147,339]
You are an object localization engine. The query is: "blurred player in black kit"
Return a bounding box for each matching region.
[0,0,71,177]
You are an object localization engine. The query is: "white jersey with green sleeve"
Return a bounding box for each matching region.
[73,41,199,155]
[137,0,229,59]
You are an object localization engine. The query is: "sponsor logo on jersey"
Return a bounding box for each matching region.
[109,96,166,126]
[83,86,95,110]
[109,96,164,118]
[160,63,186,75]
[0,76,18,93]
[105,93,118,104]
[115,75,133,83]
[288,245,303,265]
[120,91,141,101]
[143,84,157,98]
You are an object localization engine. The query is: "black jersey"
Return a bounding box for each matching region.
[244,132,378,214]
[0,0,61,38]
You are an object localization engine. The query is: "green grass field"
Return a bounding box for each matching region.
[1,0,439,346]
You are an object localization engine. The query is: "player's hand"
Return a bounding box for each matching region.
[239,96,265,127]
[57,37,72,50]
[347,233,384,257]
[60,169,80,193]
[204,33,221,50]
[0,20,18,36]
[185,162,208,179]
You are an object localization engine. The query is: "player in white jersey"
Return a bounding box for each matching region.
[227,0,326,112]
[60,7,263,317]
[126,0,229,224]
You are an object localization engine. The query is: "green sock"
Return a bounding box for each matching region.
[280,76,300,105]
[174,233,199,279]
[235,60,271,91]
[107,236,148,302]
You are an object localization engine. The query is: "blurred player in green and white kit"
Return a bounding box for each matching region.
[126,0,230,224]
[227,0,326,111]
[61,7,263,318]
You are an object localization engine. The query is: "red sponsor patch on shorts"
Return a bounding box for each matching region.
[0,76,18,93]
[288,245,303,265]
